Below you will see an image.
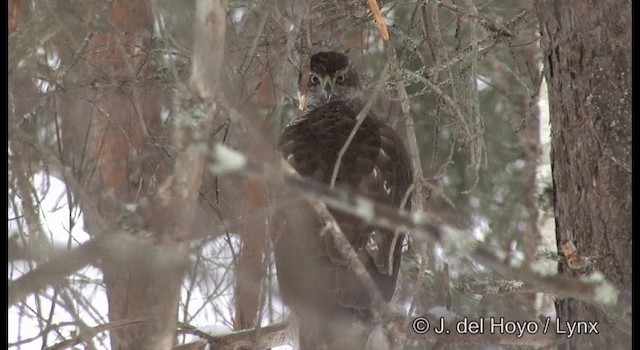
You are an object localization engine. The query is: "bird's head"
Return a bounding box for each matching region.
[299,51,361,110]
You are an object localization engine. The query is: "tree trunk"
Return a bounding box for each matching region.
[234,177,267,330]
[536,1,631,348]
[59,0,230,348]
[59,1,166,348]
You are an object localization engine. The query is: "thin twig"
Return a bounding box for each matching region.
[385,45,426,212]
[330,61,391,188]
[48,317,148,350]
[368,0,389,41]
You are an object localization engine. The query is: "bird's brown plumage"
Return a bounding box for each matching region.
[274,51,412,349]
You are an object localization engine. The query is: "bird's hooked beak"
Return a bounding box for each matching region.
[320,76,335,102]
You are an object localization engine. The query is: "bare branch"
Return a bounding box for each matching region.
[48,317,148,350]
[368,0,389,41]
[210,144,632,326]
[176,321,291,350]
[9,239,100,306]
[421,7,535,78]
[385,45,427,212]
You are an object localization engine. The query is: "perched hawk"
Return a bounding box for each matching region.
[274,51,413,349]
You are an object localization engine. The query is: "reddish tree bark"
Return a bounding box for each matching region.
[9,0,21,35]
[234,177,267,330]
[61,1,166,348]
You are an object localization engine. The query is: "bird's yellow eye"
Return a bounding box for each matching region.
[336,74,346,83]
[310,75,320,84]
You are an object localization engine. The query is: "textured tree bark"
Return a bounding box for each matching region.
[58,0,229,348]
[234,177,267,331]
[59,1,165,348]
[536,1,631,348]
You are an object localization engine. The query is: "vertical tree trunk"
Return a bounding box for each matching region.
[59,1,165,348]
[536,1,631,348]
[234,177,267,330]
[59,0,230,346]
